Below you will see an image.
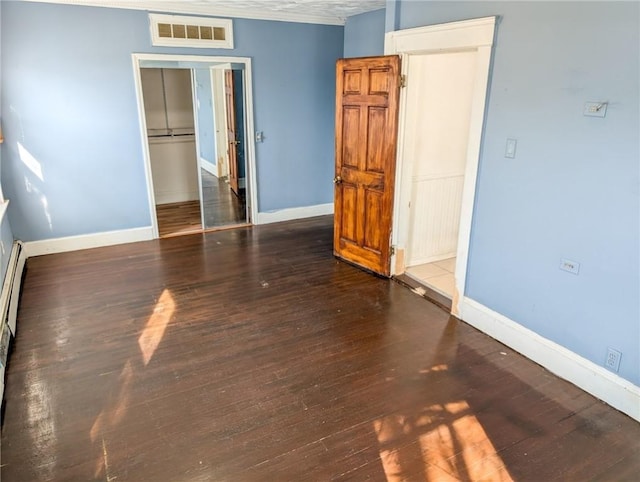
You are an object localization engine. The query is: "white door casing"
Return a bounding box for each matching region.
[132,54,258,238]
[385,16,496,315]
[211,67,230,179]
[190,69,207,229]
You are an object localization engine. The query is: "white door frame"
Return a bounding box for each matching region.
[132,53,258,238]
[211,65,231,179]
[190,69,206,229]
[385,16,496,315]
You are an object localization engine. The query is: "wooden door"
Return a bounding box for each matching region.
[334,56,401,277]
[224,70,239,195]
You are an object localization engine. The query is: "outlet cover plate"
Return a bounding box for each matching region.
[605,347,622,372]
[560,258,580,275]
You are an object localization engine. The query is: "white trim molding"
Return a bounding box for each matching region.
[23,227,154,258]
[385,16,497,54]
[200,157,217,177]
[256,203,334,225]
[459,297,640,422]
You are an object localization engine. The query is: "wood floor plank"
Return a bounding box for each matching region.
[155,171,247,237]
[1,216,639,481]
[156,200,202,236]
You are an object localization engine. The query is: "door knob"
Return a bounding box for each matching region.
[333,176,342,185]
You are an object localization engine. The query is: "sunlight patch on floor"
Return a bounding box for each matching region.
[138,289,175,366]
[374,398,513,481]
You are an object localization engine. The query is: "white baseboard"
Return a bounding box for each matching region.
[24,227,154,258]
[154,190,199,205]
[200,157,217,177]
[459,297,640,422]
[256,203,334,225]
[408,251,457,266]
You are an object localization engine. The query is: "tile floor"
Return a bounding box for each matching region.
[405,257,456,299]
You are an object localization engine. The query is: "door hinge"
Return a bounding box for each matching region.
[390,245,396,256]
[399,75,407,88]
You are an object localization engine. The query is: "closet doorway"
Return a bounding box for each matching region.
[401,51,477,299]
[386,17,496,315]
[132,54,257,238]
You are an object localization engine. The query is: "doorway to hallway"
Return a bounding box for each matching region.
[132,54,257,238]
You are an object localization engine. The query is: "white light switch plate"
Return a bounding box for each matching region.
[505,138,517,159]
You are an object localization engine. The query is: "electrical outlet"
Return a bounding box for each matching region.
[605,347,622,373]
[559,258,580,275]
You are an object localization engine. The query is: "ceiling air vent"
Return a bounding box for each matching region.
[149,14,233,49]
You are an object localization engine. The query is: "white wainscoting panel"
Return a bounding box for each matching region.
[407,174,464,265]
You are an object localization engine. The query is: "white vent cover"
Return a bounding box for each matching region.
[149,14,233,49]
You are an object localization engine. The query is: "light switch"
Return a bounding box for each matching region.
[505,138,517,159]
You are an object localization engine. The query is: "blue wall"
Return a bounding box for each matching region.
[343,9,385,58]
[0,1,343,240]
[0,1,16,285]
[0,213,14,284]
[394,1,639,385]
[194,68,216,169]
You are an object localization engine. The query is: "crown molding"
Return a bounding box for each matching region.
[19,0,348,25]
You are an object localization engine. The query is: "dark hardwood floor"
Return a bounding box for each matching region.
[201,171,246,228]
[156,200,202,237]
[156,171,247,237]
[1,216,639,481]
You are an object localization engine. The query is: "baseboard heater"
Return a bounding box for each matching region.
[1,241,26,335]
[1,241,26,401]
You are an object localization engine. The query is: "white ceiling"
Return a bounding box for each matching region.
[191,0,385,19]
[23,0,386,25]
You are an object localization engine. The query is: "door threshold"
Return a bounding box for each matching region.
[393,273,452,313]
[160,223,251,239]
[160,227,203,238]
[202,223,251,233]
